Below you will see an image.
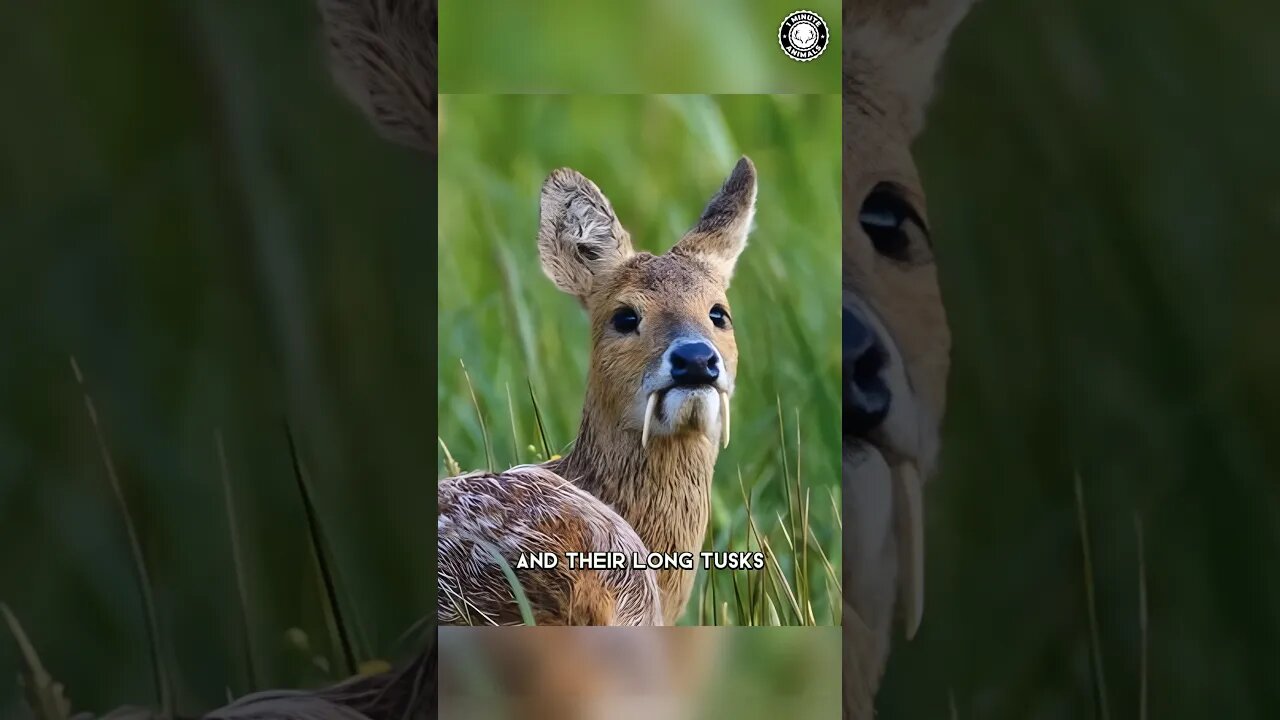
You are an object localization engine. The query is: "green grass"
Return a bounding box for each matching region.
[436,94,842,626]
[438,0,841,94]
[2,374,402,719]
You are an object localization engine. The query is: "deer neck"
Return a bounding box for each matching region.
[546,400,719,561]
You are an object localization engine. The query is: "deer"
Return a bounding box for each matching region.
[439,157,755,626]
[843,0,975,716]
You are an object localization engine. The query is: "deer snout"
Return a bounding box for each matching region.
[844,305,891,437]
[635,337,732,449]
[669,341,720,387]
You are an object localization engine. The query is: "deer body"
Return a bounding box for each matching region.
[438,160,757,626]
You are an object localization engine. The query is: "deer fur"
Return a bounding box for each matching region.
[317,0,438,153]
[844,0,975,716]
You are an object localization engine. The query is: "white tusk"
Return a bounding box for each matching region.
[896,462,925,640]
[719,391,731,449]
[642,393,658,449]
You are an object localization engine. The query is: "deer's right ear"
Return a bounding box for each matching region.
[538,169,635,300]
[672,156,757,286]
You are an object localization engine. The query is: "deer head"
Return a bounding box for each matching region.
[843,0,975,714]
[540,158,755,457]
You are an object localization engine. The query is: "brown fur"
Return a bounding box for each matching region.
[843,0,974,716]
[438,468,661,626]
[317,0,438,153]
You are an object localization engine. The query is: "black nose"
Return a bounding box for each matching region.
[844,306,890,437]
[670,341,720,386]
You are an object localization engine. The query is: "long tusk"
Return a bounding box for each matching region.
[719,391,731,449]
[896,462,925,640]
[642,392,658,449]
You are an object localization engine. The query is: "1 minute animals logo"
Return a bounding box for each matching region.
[779,10,829,62]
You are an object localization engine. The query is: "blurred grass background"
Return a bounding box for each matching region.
[439,0,840,94]
[437,94,843,627]
[878,1,1280,718]
[0,0,435,715]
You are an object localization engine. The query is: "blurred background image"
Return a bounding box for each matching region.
[437,93,842,627]
[438,0,840,94]
[877,1,1280,718]
[439,627,839,720]
[1,1,434,716]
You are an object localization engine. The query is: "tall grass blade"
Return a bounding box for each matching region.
[802,487,815,625]
[730,567,747,626]
[808,523,841,623]
[438,438,463,477]
[776,398,796,549]
[1136,513,1148,720]
[765,595,781,626]
[738,469,761,624]
[700,501,713,625]
[70,356,172,717]
[707,490,719,625]
[829,486,841,531]
[2,603,72,720]
[1074,474,1111,720]
[216,430,259,692]
[505,383,521,465]
[759,534,804,624]
[527,380,552,460]
[475,539,537,626]
[286,422,357,677]
[393,614,434,652]
[460,360,495,471]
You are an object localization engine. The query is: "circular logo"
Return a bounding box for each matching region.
[779,11,829,62]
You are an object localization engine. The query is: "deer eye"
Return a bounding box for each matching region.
[859,183,931,264]
[611,307,640,334]
[709,305,730,329]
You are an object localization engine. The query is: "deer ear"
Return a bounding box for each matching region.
[538,169,635,300]
[846,0,976,137]
[317,0,438,154]
[672,156,757,286]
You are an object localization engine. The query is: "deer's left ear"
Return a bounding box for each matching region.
[539,168,635,301]
[672,156,757,286]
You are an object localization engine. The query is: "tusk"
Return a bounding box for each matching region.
[642,392,658,449]
[896,462,925,640]
[719,391,731,449]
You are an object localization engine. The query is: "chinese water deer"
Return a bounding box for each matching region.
[438,158,756,626]
[844,0,974,715]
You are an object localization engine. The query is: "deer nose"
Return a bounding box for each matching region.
[844,306,890,437]
[670,341,720,386]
